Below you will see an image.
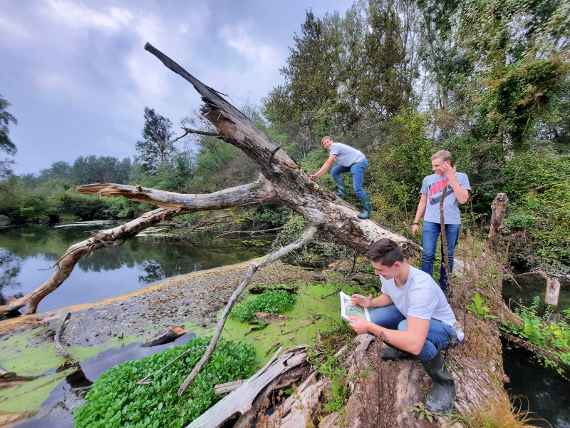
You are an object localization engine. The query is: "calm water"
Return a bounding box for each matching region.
[0,224,270,312]
[503,345,570,428]
[502,278,570,428]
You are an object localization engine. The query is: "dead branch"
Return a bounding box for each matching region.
[77,176,276,210]
[170,127,221,144]
[178,224,318,395]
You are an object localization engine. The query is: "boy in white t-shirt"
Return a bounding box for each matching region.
[348,238,462,413]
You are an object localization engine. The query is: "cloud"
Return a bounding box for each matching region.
[41,0,133,32]
[221,24,282,69]
[0,15,32,40]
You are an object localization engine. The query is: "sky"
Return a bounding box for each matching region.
[0,0,354,175]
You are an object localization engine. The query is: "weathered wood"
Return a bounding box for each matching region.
[187,348,308,428]
[178,225,318,395]
[488,192,508,248]
[54,312,73,360]
[214,380,244,396]
[142,325,187,347]
[545,276,561,306]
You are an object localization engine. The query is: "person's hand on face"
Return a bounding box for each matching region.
[347,316,369,334]
[440,162,456,180]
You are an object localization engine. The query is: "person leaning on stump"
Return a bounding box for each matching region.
[347,238,464,413]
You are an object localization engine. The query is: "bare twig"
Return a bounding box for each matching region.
[170,127,220,144]
[177,224,319,395]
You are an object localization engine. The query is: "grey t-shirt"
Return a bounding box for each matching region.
[380,267,459,329]
[330,143,366,167]
[420,173,471,224]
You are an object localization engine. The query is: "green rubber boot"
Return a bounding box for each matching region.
[421,352,456,413]
[357,193,372,219]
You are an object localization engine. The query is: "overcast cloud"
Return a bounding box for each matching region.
[0,0,353,174]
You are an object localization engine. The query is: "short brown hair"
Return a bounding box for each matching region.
[321,136,332,145]
[432,150,454,166]
[367,239,404,266]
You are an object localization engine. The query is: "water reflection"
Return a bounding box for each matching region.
[0,225,270,312]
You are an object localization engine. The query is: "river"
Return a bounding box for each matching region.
[0,224,270,312]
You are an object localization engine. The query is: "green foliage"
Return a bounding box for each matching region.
[503,151,570,270]
[505,296,570,374]
[467,293,495,320]
[0,94,17,155]
[232,290,296,322]
[272,214,353,266]
[135,107,175,175]
[307,321,353,413]
[367,110,433,226]
[74,337,256,428]
[482,56,569,150]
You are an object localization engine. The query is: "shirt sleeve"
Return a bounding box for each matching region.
[406,282,437,320]
[459,173,471,191]
[420,177,429,195]
[330,144,341,157]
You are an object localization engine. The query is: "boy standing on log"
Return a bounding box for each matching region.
[309,136,372,219]
[348,238,463,413]
[411,150,470,293]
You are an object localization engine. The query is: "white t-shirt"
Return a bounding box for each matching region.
[380,266,459,329]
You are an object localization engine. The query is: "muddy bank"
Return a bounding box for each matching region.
[1,260,313,345]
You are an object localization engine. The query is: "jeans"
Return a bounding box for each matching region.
[420,221,461,293]
[368,305,457,363]
[331,159,369,203]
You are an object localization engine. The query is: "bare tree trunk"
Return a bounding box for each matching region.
[488,192,508,249]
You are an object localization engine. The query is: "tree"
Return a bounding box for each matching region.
[135,107,175,174]
[0,94,17,178]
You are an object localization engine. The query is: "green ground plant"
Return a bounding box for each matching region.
[467,292,496,320]
[505,296,570,374]
[74,337,256,428]
[231,289,297,323]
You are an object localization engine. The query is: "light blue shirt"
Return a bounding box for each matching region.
[330,143,366,167]
[420,172,471,224]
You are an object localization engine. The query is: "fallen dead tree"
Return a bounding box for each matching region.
[0,44,524,426]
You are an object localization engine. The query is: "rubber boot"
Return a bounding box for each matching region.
[357,193,372,219]
[381,345,413,361]
[421,352,456,413]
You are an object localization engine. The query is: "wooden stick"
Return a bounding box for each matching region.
[177,225,318,395]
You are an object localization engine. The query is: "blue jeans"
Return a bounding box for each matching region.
[420,221,461,293]
[369,305,457,363]
[330,160,369,203]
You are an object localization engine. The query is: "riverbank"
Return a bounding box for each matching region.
[0,259,320,425]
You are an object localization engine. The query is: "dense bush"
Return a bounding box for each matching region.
[232,289,297,322]
[503,151,570,271]
[74,337,256,428]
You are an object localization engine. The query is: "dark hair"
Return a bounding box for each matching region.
[367,239,404,266]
